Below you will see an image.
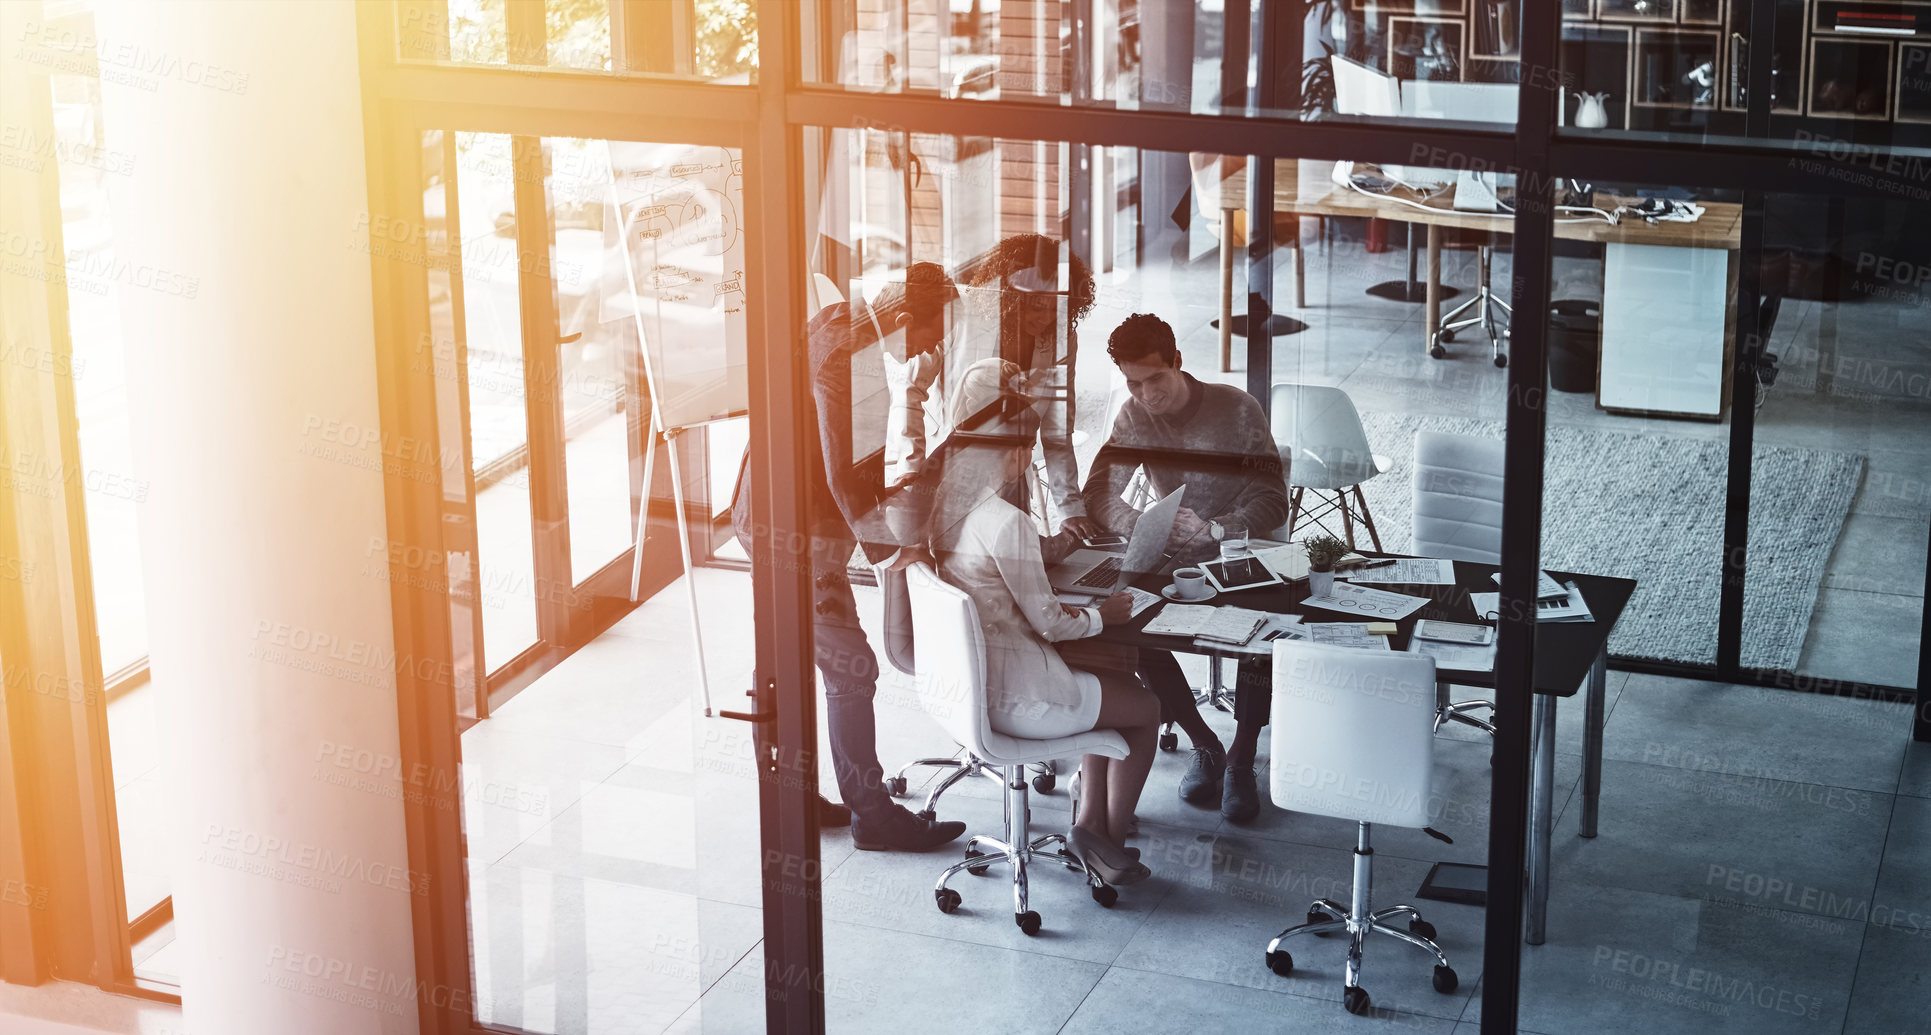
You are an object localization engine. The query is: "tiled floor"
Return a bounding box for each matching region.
[461,567,1927,1034]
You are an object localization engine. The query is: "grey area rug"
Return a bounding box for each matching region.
[1349,413,1865,669]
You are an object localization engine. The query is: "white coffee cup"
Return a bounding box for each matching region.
[1171,568,1211,600]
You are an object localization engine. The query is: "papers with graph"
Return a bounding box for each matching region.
[1303,580,1431,620]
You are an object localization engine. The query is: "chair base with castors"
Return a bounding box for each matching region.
[932,763,1116,934]
[1430,242,1511,368]
[1435,682,1496,739]
[888,754,1055,814]
[1263,821,1458,1014]
[1160,655,1233,750]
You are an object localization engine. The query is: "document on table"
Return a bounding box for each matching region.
[1206,613,1306,655]
[1142,604,1217,637]
[1304,623,1392,650]
[1303,580,1431,619]
[1193,606,1270,646]
[1122,586,1164,618]
[1471,582,1594,623]
[1412,638,1497,672]
[1342,558,1456,585]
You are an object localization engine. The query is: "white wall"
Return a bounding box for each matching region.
[94,1,419,1032]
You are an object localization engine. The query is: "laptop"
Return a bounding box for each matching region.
[1047,485,1186,597]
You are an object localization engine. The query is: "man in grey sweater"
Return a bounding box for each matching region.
[1083,314,1290,823]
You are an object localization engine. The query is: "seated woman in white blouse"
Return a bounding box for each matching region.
[929,359,1159,885]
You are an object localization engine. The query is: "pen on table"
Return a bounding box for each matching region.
[1357,558,1397,569]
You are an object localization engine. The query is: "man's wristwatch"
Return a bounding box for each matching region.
[1209,520,1225,542]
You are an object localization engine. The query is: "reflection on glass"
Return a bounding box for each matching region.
[544,138,638,585]
[799,0,1520,124]
[456,143,762,1033]
[1749,191,1929,686]
[455,132,542,668]
[396,0,757,80]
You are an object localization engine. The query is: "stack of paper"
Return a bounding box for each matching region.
[1143,604,1216,638]
[1490,570,1569,601]
[1412,638,1497,672]
[1469,582,1594,623]
[1194,607,1270,646]
[1303,623,1392,650]
[1205,613,1307,655]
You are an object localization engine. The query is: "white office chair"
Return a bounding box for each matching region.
[905,564,1131,934]
[1413,430,1506,739]
[1431,232,1511,368]
[1264,641,1460,1015]
[1271,384,1389,551]
[879,567,1059,810]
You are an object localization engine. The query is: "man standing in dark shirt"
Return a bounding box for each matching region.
[1085,314,1291,823]
[732,263,966,851]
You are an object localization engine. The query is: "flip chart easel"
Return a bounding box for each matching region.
[608,144,748,717]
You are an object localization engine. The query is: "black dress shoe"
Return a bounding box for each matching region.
[1222,764,1262,825]
[817,795,851,828]
[851,806,967,852]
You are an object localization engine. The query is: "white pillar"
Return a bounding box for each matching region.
[94,2,419,1033]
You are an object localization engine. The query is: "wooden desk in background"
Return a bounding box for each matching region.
[1218,162,1744,419]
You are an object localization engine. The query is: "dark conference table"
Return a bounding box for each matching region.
[1103,554,1636,945]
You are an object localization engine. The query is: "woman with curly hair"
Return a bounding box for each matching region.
[952,233,1104,542]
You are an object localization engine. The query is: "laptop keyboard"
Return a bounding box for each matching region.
[1074,556,1123,589]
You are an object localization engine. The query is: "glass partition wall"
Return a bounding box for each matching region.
[360,2,1926,1033]
[8,1,1924,1032]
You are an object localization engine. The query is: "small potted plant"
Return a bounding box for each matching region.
[1302,533,1348,597]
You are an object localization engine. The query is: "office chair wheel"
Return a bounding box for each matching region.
[1429,343,1447,359]
[1433,965,1459,994]
[1091,883,1118,908]
[935,888,961,914]
[1159,731,1179,752]
[1307,909,1330,933]
[1493,353,1508,368]
[1265,949,1294,977]
[1439,328,1457,343]
[1409,917,1438,941]
[885,776,907,797]
[964,850,992,877]
[1015,910,1042,935]
[1032,772,1056,794]
[1343,986,1372,1015]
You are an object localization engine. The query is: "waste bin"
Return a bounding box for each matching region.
[1548,300,1602,394]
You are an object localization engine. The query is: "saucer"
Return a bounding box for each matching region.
[1162,585,1215,603]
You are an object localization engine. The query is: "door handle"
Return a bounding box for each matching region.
[718,686,773,724]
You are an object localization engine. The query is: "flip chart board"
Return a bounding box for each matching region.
[607,141,748,430]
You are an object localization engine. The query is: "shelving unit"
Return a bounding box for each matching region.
[1723,0,1807,112]
[1808,34,1897,116]
[1387,16,1468,79]
[1898,41,1931,120]
[1634,28,1724,107]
